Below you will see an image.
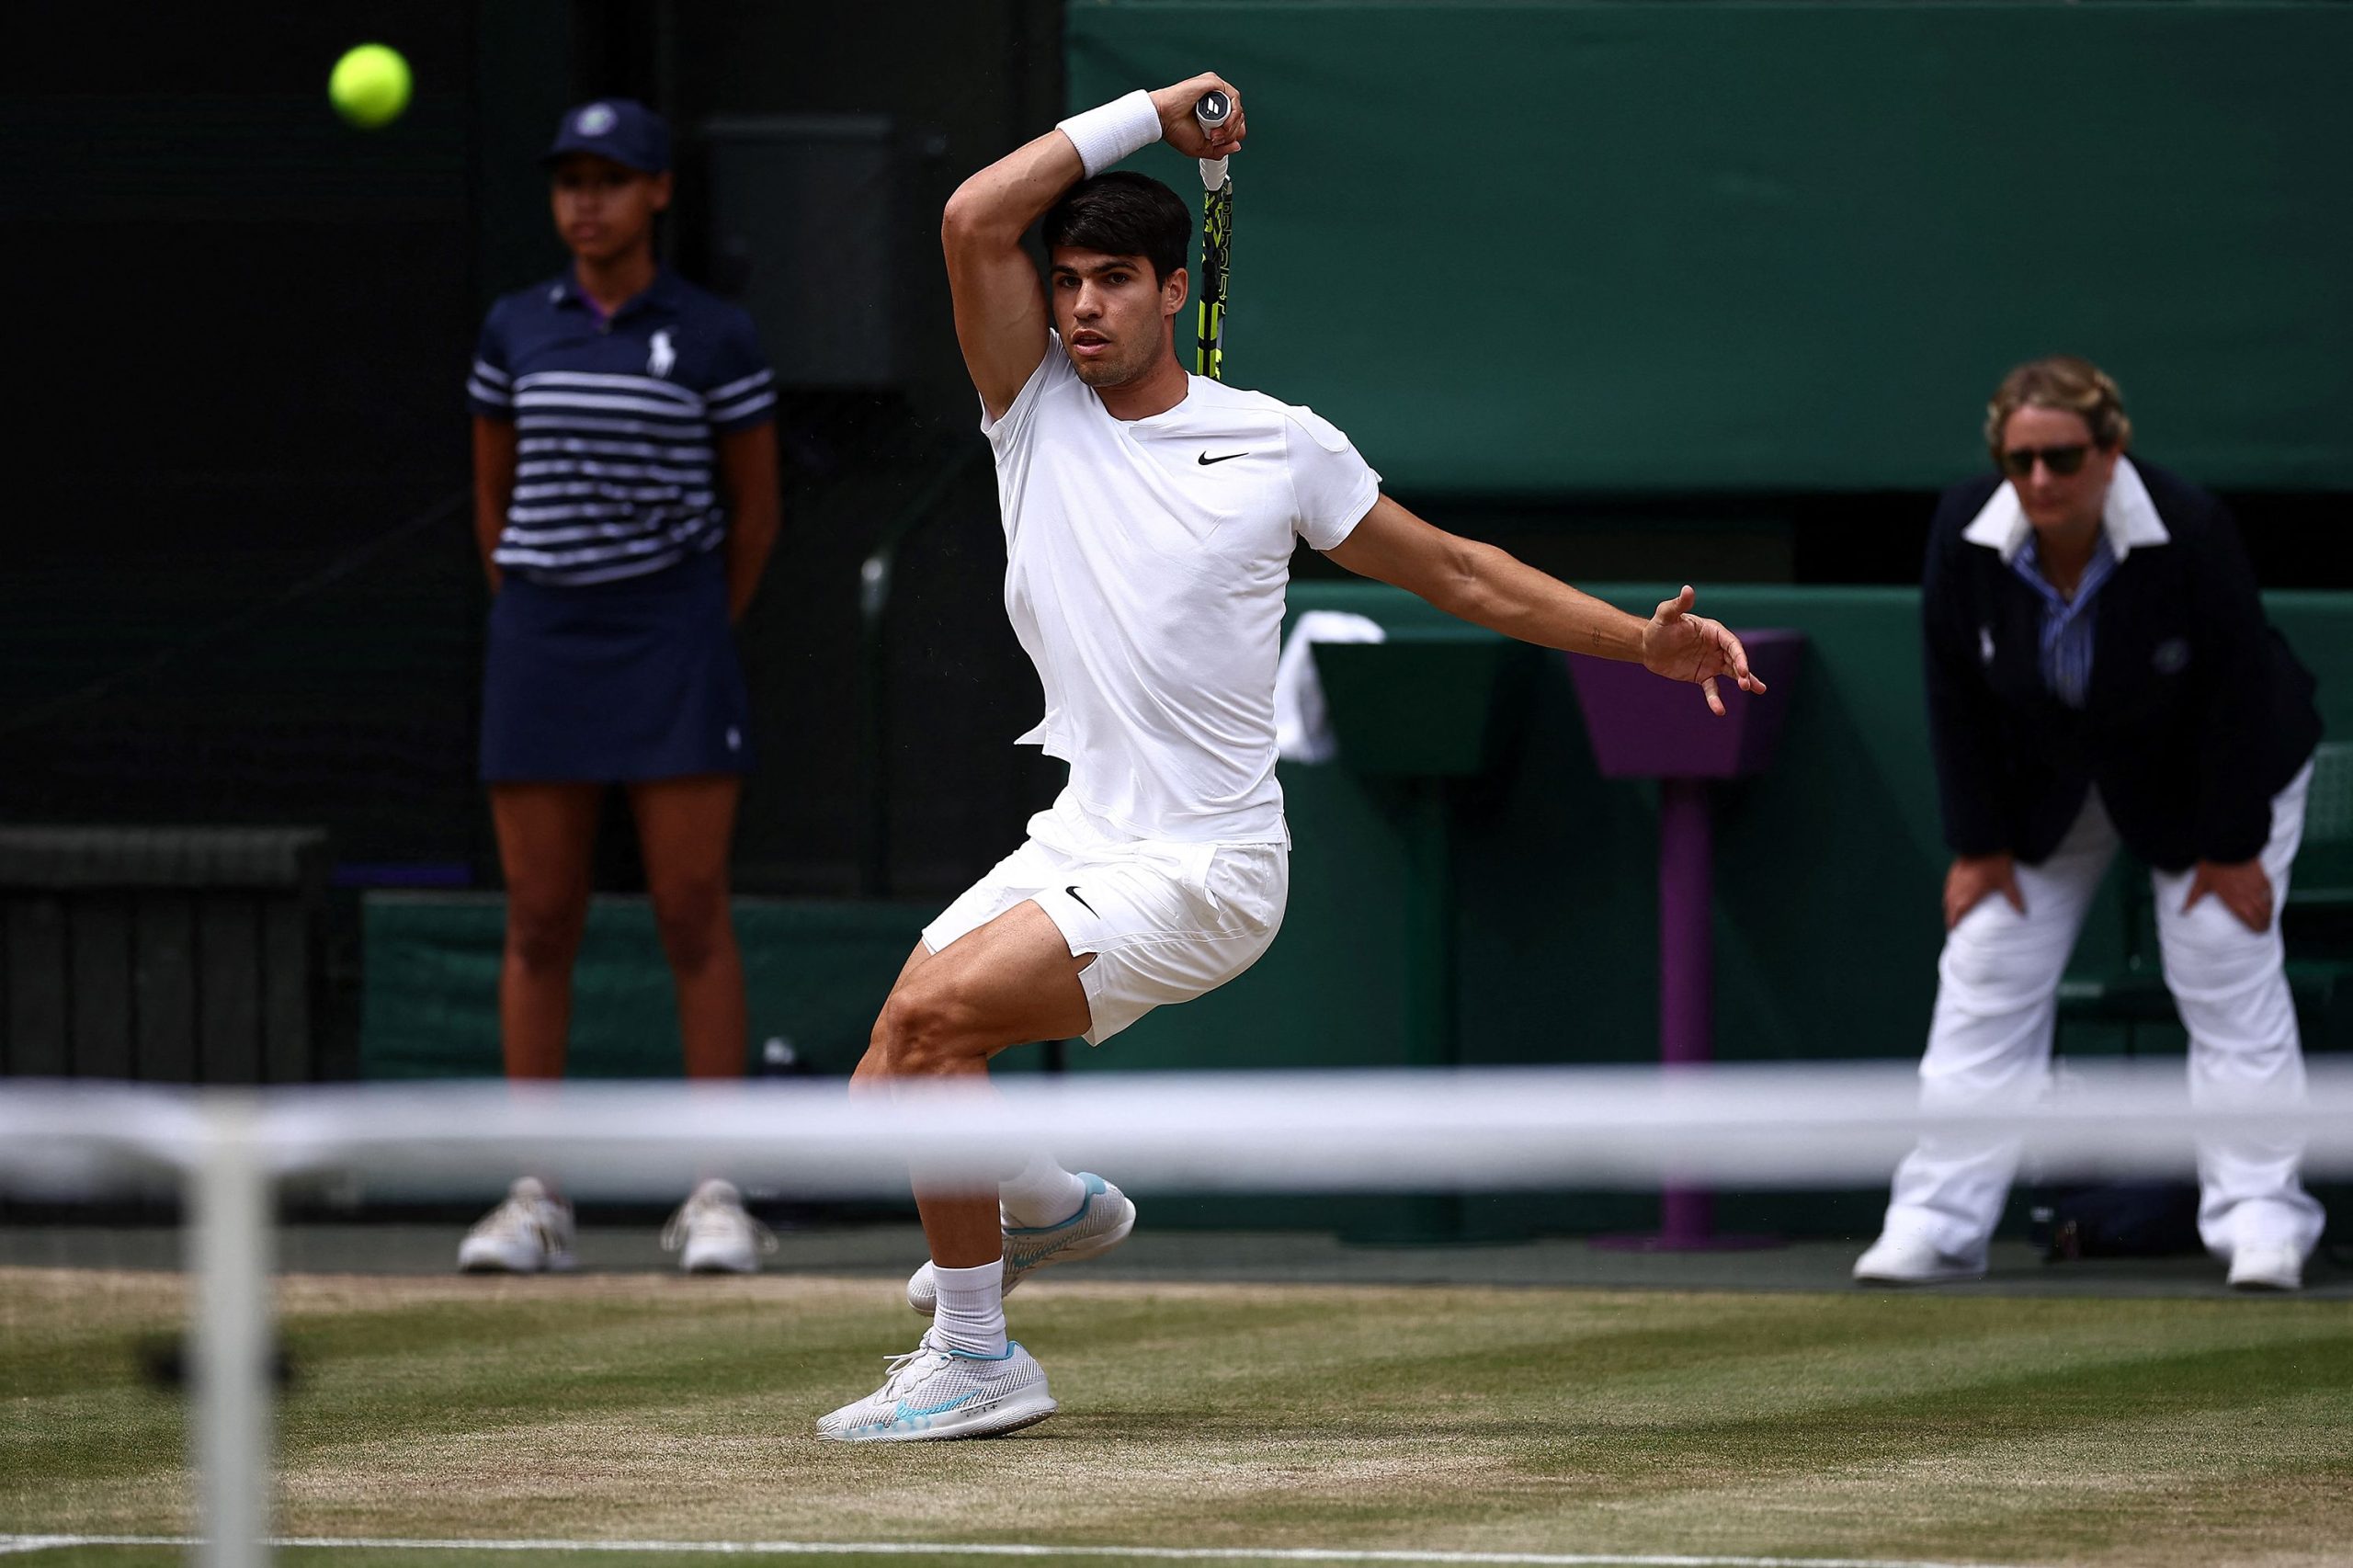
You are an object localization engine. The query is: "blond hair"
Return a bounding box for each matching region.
[1984,356,2132,460]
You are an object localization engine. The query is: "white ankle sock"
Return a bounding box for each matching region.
[998,1153,1088,1228]
[929,1258,1008,1358]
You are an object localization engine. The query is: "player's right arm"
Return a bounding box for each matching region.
[471,416,517,593]
[940,133,1074,422]
[942,75,1243,420]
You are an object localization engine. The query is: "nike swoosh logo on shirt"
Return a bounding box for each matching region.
[1065,886,1098,915]
[1197,451,1248,465]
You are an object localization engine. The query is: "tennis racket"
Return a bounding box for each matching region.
[1193,90,1233,381]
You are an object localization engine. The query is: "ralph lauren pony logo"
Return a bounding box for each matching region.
[648,329,676,379]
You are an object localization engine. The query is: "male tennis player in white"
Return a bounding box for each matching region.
[817,73,1764,1441]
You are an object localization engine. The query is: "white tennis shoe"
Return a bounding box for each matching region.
[816,1330,1057,1443]
[1852,1231,1984,1285]
[905,1172,1136,1313]
[662,1178,777,1275]
[2226,1243,2303,1291]
[456,1177,576,1274]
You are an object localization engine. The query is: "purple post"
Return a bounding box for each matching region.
[1656,777,1714,1244]
[1569,629,1805,1253]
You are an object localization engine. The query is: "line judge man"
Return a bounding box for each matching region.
[1857,356,2325,1292]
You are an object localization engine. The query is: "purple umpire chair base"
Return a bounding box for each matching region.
[1567,630,1806,1251]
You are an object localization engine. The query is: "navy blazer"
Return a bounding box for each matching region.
[1922,459,2319,872]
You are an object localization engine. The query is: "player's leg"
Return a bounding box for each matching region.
[2149,760,2325,1290]
[884,925,1123,1316]
[627,773,747,1079]
[817,902,1086,1444]
[820,844,1285,1441]
[857,899,1095,1274]
[1861,796,2116,1281]
[464,782,600,1273]
[489,782,602,1079]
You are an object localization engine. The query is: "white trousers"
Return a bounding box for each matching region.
[1881,763,2326,1264]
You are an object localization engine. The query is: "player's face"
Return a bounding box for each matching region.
[1049,248,1188,388]
[1998,406,2118,537]
[550,155,672,266]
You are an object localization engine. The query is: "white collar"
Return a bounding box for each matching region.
[1961,455,2170,563]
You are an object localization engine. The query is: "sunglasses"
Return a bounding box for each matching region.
[2001,444,2091,478]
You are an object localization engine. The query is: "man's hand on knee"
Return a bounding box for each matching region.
[2183,858,2273,934]
[1944,852,2026,930]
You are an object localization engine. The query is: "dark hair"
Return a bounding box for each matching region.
[1041,172,1190,284]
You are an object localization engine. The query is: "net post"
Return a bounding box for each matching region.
[189,1093,273,1568]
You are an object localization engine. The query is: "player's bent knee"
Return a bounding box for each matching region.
[871,985,989,1077]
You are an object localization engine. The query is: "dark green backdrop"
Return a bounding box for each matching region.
[1069,2,2353,494]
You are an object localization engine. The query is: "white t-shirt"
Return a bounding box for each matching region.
[983,337,1381,843]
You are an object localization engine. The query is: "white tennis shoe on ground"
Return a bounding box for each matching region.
[2226,1243,2303,1291]
[1852,1232,1985,1285]
[662,1178,777,1275]
[816,1329,1057,1443]
[456,1176,576,1274]
[905,1172,1136,1313]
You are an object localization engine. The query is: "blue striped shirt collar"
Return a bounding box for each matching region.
[545,264,684,320]
[1960,455,2170,564]
[2011,532,2118,709]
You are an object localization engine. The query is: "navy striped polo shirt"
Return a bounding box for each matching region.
[467,267,777,585]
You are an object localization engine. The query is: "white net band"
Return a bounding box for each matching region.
[5,1060,2349,1199]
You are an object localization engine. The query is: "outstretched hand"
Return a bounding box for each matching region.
[1151,74,1245,160]
[1641,585,1765,716]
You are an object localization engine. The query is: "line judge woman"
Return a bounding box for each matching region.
[1857,356,2326,1292]
[460,100,782,1276]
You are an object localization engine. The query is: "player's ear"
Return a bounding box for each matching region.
[1162,266,1188,317]
[648,171,675,214]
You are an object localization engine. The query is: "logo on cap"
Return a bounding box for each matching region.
[575,103,618,137]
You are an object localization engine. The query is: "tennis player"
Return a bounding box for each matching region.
[818,74,1763,1442]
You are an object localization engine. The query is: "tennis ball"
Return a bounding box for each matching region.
[329,43,412,130]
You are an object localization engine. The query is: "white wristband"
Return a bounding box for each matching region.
[1056,89,1162,178]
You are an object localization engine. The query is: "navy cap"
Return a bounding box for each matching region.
[542,99,671,176]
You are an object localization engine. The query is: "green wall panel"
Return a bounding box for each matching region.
[362,895,987,1080]
[1068,3,2353,493]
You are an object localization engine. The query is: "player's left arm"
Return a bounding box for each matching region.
[1324,494,1765,715]
[718,424,781,622]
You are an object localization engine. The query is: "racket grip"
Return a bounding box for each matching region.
[1193,89,1233,188]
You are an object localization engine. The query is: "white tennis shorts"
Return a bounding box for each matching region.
[921,792,1289,1045]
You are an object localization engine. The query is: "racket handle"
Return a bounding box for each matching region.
[1194,89,1232,190]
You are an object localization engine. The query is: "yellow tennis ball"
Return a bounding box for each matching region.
[329,43,411,130]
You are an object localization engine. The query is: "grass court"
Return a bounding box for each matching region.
[6,1262,2352,1568]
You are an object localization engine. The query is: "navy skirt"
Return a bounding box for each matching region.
[479,551,753,783]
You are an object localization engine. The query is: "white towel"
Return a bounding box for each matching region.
[1273,610,1388,763]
